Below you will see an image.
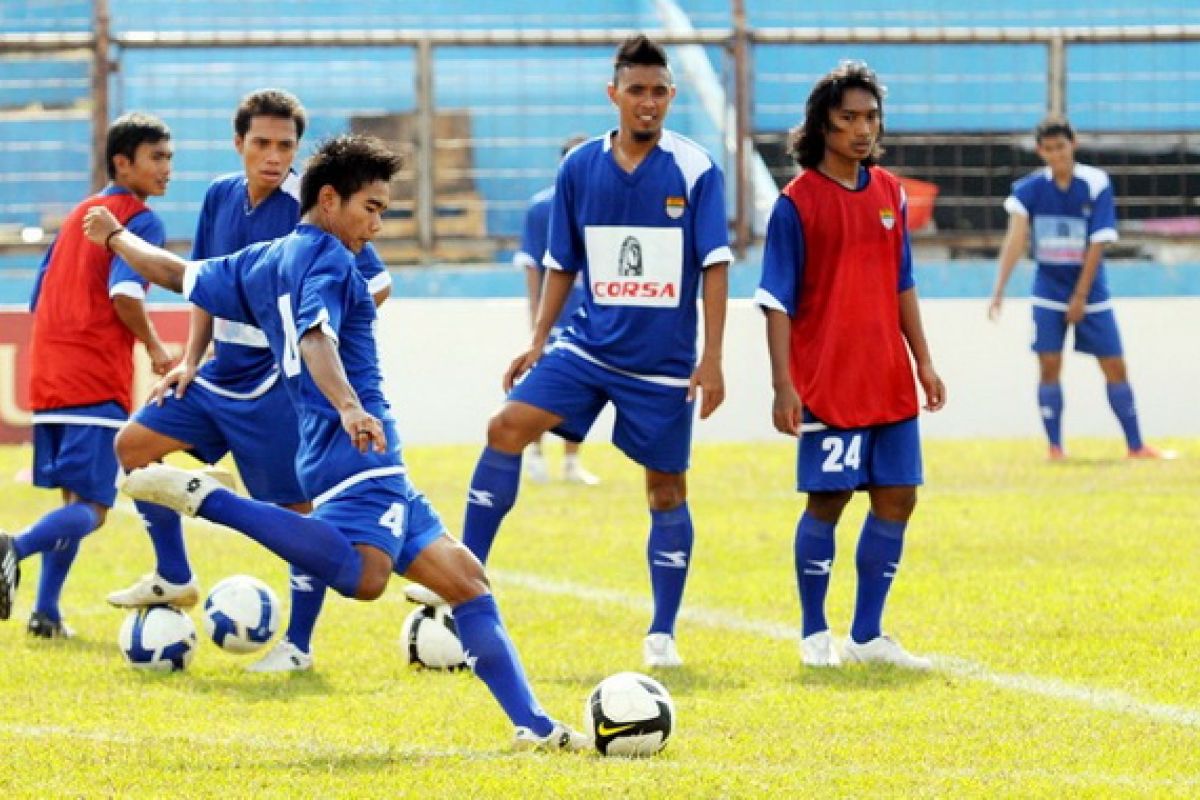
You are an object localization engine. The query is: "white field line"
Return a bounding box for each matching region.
[491,569,1200,731]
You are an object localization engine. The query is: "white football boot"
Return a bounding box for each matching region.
[800,630,842,667]
[562,456,600,486]
[523,449,550,484]
[403,583,448,607]
[107,572,200,609]
[247,639,314,673]
[643,633,683,669]
[120,464,225,517]
[842,634,933,671]
[512,721,591,752]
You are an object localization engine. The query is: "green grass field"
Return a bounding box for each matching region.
[0,439,1196,798]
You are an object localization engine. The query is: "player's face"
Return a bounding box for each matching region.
[1036,134,1075,175]
[326,179,389,253]
[824,88,880,165]
[608,65,675,143]
[116,139,174,199]
[236,115,300,197]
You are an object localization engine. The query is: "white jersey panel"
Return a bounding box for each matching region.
[585,226,683,308]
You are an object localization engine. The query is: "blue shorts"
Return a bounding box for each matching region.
[134,377,306,505]
[509,347,694,473]
[1031,304,1124,357]
[312,474,446,573]
[797,412,923,492]
[32,405,123,507]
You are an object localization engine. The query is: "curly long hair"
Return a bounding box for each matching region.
[788,61,886,169]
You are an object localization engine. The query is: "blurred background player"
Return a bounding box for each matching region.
[989,116,1173,461]
[515,134,599,486]
[84,134,588,751]
[438,35,731,669]
[0,113,174,637]
[757,62,945,669]
[106,89,393,673]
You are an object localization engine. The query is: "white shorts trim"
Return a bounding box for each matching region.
[191,370,280,401]
[1031,297,1114,313]
[32,413,124,429]
[312,465,408,508]
[552,341,691,388]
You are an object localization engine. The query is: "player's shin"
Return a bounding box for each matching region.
[795,512,837,636]
[12,503,101,560]
[33,539,80,623]
[646,503,694,635]
[849,513,906,643]
[283,566,326,653]
[1105,382,1144,451]
[461,448,522,564]
[134,500,191,584]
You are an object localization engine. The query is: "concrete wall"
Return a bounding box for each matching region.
[378,297,1200,444]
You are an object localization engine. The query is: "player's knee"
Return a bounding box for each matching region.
[873,489,917,521]
[807,490,853,521]
[485,410,527,452]
[355,560,393,601]
[114,424,152,470]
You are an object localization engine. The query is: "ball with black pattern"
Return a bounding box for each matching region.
[400,604,468,670]
[118,605,197,671]
[583,671,675,756]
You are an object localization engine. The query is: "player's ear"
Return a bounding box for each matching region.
[317,184,339,212]
[233,134,245,155]
[110,153,131,178]
[606,82,617,104]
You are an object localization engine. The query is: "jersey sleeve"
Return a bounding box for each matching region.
[355,243,393,296]
[1088,181,1119,244]
[898,191,915,292]
[183,249,254,324]
[691,164,734,268]
[295,251,354,343]
[109,210,166,300]
[515,201,548,271]
[755,195,803,317]
[190,186,216,260]
[1005,176,1034,217]
[544,162,583,274]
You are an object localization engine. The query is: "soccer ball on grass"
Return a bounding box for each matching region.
[118,605,197,671]
[203,574,280,654]
[400,605,467,670]
[583,671,675,756]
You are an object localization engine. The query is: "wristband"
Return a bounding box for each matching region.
[104,226,126,252]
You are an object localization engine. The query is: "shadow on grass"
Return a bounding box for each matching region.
[138,669,338,701]
[792,664,937,691]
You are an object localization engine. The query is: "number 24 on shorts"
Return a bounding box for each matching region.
[822,434,862,473]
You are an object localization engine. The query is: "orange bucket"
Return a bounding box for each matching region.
[898,177,939,231]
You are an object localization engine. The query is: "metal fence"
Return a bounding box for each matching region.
[1,0,1198,264]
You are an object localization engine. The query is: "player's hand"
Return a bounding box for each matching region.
[341,407,386,454]
[149,361,197,405]
[146,341,175,376]
[82,206,121,246]
[917,362,946,412]
[502,345,542,393]
[772,383,802,436]
[987,294,1003,321]
[688,355,725,420]
[1065,295,1086,324]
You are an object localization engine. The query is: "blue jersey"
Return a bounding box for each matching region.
[545,130,732,382]
[191,172,391,394]
[1005,164,1119,304]
[515,185,583,330]
[184,224,403,499]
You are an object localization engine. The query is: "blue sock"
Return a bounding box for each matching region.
[646,503,694,636]
[197,490,363,598]
[461,448,522,564]
[33,539,81,623]
[1105,381,1144,451]
[850,513,907,644]
[453,593,553,736]
[135,500,191,584]
[1038,383,1064,448]
[794,512,837,637]
[13,503,101,560]
[284,566,325,654]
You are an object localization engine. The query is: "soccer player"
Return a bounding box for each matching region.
[0,113,174,637]
[515,134,599,486]
[989,115,1171,461]
[757,62,946,670]
[82,134,588,751]
[106,89,392,673]
[452,35,731,669]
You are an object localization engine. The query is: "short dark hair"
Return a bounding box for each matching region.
[105,112,171,179]
[788,61,886,169]
[234,88,307,140]
[299,135,402,215]
[613,34,670,86]
[1035,115,1075,144]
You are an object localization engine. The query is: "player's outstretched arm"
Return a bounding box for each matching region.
[299,328,385,454]
[764,309,801,435]
[691,261,728,419]
[899,288,946,412]
[82,206,188,293]
[989,213,1029,321]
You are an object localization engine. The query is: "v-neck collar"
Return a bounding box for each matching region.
[603,129,663,184]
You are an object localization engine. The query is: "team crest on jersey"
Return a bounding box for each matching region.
[879,208,896,230]
[664,196,686,219]
[618,235,644,276]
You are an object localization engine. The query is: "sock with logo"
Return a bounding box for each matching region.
[461,447,522,564]
[1105,381,1144,451]
[135,500,191,584]
[850,512,907,644]
[453,593,553,737]
[33,538,81,624]
[197,490,363,598]
[794,512,837,637]
[646,503,694,636]
[1037,383,1064,449]
[283,566,325,654]
[13,502,101,560]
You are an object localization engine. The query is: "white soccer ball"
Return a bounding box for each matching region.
[202,575,281,654]
[583,671,675,757]
[118,605,198,671]
[400,605,467,670]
